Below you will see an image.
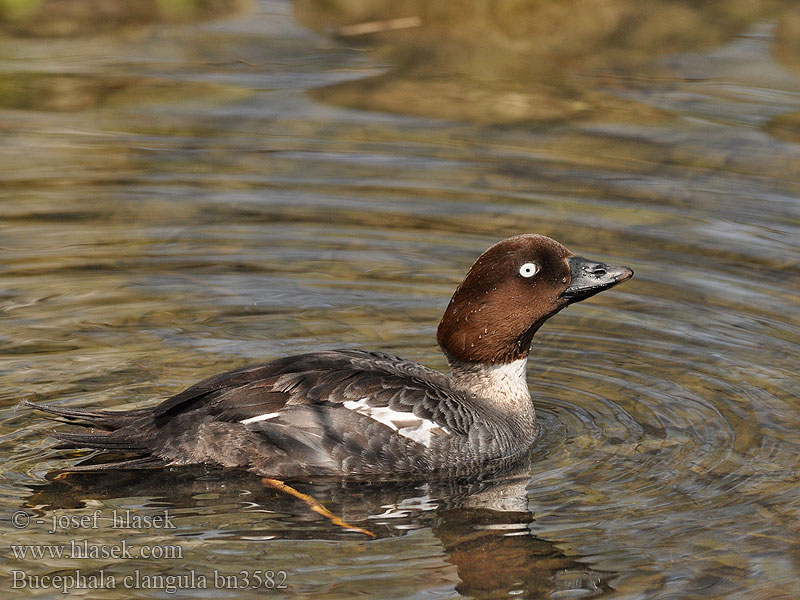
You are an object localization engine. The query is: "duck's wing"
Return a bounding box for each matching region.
[30,350,478,474]
[202,350,475,436]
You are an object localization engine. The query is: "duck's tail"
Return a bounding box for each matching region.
[23,400,161,471]
[22,400,126,429]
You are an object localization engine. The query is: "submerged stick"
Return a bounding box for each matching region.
[261,477,376,538]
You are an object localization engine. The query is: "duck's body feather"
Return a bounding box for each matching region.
[33,350,535,478]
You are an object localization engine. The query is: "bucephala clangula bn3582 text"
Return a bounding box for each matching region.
[29,234,633,479]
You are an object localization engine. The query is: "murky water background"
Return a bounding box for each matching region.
[1,1,799,598]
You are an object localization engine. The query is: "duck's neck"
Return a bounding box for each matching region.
[445,355,535,424]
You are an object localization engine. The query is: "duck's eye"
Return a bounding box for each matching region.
[519,262,538,278]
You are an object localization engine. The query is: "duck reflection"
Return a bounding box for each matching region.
[26,464,610,598]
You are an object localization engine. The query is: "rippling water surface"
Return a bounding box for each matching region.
[1,1,799,598]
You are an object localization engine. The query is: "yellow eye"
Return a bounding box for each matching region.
[519,262,538,278]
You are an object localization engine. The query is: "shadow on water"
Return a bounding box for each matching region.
[23,465,611,598]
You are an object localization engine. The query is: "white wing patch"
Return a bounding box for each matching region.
[240,411,281,425]
[342,398,451,448]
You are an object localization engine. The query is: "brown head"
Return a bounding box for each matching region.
[436,234,633,365]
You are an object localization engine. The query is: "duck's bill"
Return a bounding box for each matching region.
[560,255,634,303]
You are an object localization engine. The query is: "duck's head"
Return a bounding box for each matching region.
[437,234,633,365]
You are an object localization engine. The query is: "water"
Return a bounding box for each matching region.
[1,1,799,598]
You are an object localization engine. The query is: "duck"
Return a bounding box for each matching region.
[28,234,633,479]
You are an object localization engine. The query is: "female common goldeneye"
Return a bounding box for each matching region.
[29,235,632,479]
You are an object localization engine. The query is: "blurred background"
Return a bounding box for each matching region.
[1,1,799,598]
